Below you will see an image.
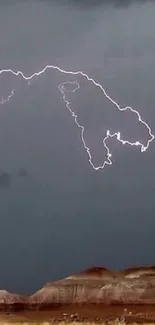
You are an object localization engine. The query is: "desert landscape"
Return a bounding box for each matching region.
[1,266,155,324]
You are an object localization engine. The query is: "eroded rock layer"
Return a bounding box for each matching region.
[29,266,155,308]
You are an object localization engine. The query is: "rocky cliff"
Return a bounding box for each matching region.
[29,266,155,308]
[1,266,155,310]
[0,290,27,311]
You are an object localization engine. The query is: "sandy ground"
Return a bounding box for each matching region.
[1,305,155,324]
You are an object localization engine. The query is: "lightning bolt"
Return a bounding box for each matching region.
[0,88,15,105]
[0,65,154,170]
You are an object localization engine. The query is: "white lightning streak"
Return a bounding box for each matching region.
[0,65,154,170]
[0,88,15,105]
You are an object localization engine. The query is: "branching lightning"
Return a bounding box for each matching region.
[0,65,154,170]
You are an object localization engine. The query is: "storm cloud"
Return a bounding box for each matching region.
[44,0,154,8]
[0,0,154,295]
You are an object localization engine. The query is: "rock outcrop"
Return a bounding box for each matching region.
[1,266,155,311]
[124,265,155,278]
[29,266,155,308]
[0,290,27,311]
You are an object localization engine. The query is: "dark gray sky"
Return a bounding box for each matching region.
[0,0,155,294]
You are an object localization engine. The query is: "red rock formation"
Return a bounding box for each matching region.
[77,267,113,277]
[29,266,155,308]
[1,266,155,311]
[0,290,27,311]
[123,265,155,278]
[61,266,115,282]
